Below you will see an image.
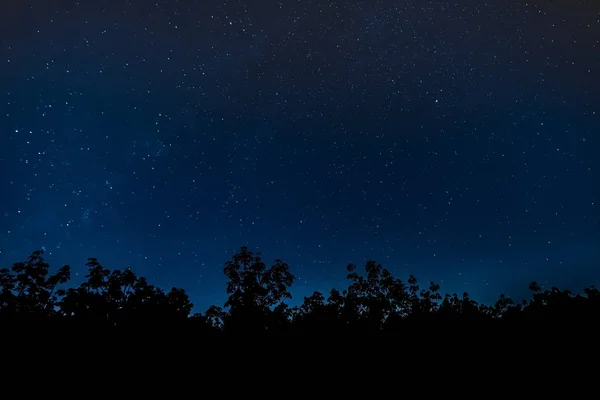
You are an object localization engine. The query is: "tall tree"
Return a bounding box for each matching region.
[222,246,295,332]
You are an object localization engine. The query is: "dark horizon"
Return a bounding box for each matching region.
[1,244,599,313]
[2,247,600,331]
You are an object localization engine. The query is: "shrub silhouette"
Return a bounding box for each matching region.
[1,247,598,332]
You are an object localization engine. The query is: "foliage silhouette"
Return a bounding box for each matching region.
[1,247,599,332]
[0,250,70,319]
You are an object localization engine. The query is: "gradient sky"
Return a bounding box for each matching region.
[1,0,598,311]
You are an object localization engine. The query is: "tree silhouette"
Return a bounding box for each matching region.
[60,256,192,326]
[222,246,295,332]
[342,261,410,331]
[0,248,598,332]
[0,250,70,320]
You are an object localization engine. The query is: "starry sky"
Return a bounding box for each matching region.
[1,0,598,310]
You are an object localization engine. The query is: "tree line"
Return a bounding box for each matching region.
[1,246,598,332]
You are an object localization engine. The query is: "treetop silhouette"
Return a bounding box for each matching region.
[1,247,598,332]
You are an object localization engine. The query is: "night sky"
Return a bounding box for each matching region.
[1,0,598,311]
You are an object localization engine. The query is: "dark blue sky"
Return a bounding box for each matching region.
[1,0,598,311]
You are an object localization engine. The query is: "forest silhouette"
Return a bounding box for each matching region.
[1,246,598,332]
